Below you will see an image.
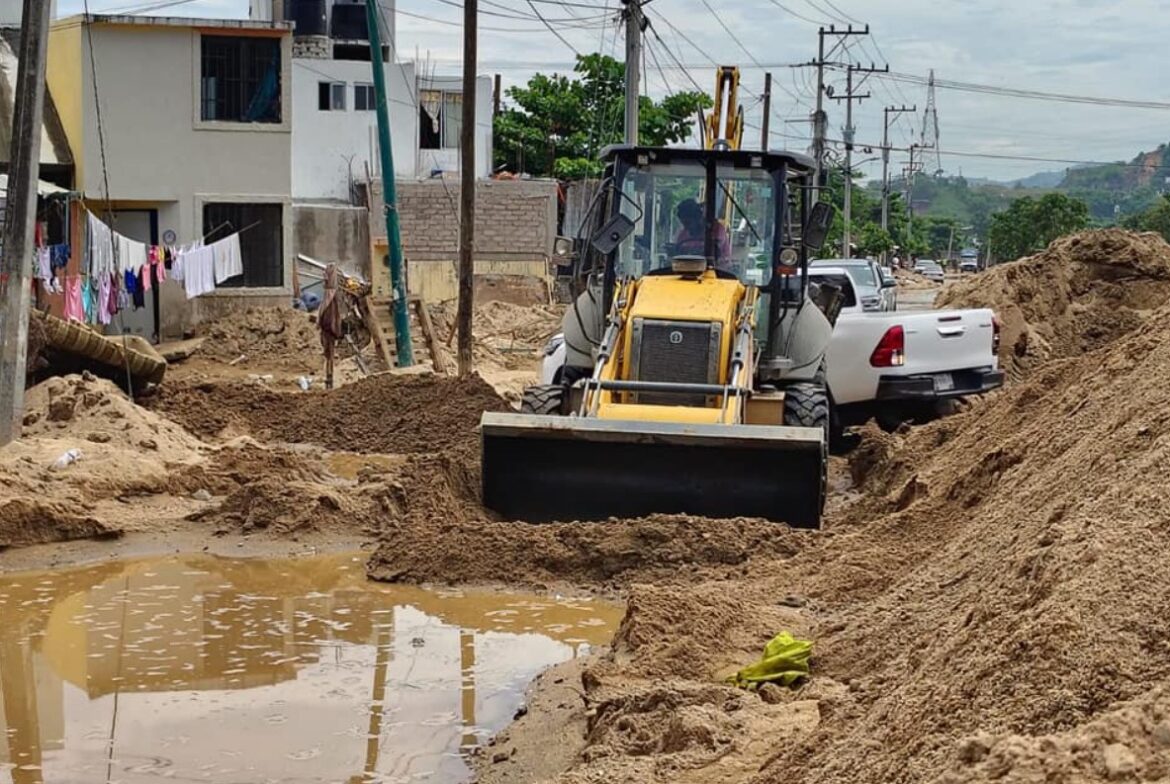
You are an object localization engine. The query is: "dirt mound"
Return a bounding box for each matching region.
[22,372,207,455]
[937,228,1170,379]
[143,372,508,453]
[188,476,371,537]
[192,306,320,371]
[426,300,562,374]
[0,498,120,548]
[895,268,941,290]
[368,445,808,589]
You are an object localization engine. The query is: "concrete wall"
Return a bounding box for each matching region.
[290,57,416,199]
[368,178,556,303]
[293,203,368,277]
[416,74,493,179]
[371,178,557,261]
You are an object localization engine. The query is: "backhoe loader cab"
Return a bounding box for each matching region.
[481,145,836,528]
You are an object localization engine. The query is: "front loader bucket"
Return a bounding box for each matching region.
[481,413,825,529]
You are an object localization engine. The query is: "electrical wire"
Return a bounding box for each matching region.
[523,0,581,54]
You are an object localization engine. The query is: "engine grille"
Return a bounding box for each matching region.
[630,318,722,406]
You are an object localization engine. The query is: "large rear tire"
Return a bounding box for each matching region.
[783,383,830,517]
[520,384,566,416]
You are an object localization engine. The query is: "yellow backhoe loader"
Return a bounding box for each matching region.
[481,69,836,529]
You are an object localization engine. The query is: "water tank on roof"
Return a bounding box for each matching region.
[330,1,368,40]
[285,0,327,37]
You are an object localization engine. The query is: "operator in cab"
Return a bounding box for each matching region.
[673,199,732,272]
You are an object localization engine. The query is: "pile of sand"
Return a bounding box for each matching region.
[143,372,508,453]
[426,300,563,374]
[937,228,1170,379]
[192,306,320,371]
[895,268,941,290]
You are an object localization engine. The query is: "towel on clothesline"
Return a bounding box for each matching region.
[211,234,243,284]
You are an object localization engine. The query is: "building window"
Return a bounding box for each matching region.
[200,35,282,123]
[318,81,346,111]
[419,89,462,150]
[354,83,375,111]
[203,202,284,288]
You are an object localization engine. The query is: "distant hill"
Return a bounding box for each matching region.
[1010,170,1066,189]
[1056,143,1170,222]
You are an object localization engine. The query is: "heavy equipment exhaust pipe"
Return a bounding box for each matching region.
[481,413,825,528]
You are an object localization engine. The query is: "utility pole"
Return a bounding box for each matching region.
[622,0,643,145]
[881,103,914,263]
[493,73,501,117]
[828,63,885,258]
[365,0,413,367]
[760,72,772,150]
[810,24,868,191]
[0,0,52,445]
[457,0,477,377]
[904,143,924,243]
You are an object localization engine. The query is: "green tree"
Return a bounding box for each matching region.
[1122,193,1170,240]
[856,223,894,257]
[493,54,711,179]
[988,192,1090,261]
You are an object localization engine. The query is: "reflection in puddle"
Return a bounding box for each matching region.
[0,553,622,783]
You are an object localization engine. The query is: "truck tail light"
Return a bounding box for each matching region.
[870,325,905,367]
[992,316,1001,354]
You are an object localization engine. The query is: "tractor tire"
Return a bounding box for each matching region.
[520,384,566,416]
[783,383,830,516]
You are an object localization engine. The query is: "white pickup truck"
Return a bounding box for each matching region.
[539,273,1003,433]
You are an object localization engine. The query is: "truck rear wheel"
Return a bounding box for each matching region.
[520,385,566,416]
[783,383,829,515]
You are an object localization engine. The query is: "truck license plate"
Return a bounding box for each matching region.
[934,373,955,392]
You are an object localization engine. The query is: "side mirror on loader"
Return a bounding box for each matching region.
[802,201,835,252]
[590,213,637,256]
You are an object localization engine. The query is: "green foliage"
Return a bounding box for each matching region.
[856,223,894,257]
[988,192,1090,261]
[493,53,711,179]
[1122,194,1170,241]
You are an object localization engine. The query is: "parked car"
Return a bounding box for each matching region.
[877,266,898,310]
[916,261,946,283]
[811,258,896,311]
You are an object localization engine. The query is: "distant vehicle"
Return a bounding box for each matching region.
[811,258,896,312]
[960,260,979,274]
[915,260,946,283]
[960,248,979,260]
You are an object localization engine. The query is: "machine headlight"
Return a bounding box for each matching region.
[779,247,799,266]
[543,334,565,357]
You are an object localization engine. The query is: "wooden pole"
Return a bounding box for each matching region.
[0,0,52,445]
[456,0,477,377]
[493,73,501,117]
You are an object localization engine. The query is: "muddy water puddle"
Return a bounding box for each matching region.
[0,552,622,783]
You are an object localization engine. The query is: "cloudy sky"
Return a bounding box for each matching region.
[55,0,1170,181]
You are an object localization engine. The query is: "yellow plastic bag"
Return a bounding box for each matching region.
[727,631,813,690]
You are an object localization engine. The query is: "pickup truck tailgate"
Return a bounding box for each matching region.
[828,308,1001,406]
[904,309,997,372]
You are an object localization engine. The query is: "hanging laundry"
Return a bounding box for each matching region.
[133,268,146,309]
[80,278,94,323]
[63,276,85,322]
[106,272,119,320]
[211,233,243,284]
[180,245,216,299]
[87,213,115,277]
[97,273,113,326]
[124,268,138,295]
[37,247,51,284]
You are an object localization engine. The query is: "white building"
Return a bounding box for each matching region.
[47,15,295,339]
[250,0,494,203]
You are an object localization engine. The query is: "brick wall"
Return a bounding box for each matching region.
[369,178,558,263]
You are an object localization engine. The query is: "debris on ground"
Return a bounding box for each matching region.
[143,372,509,453]
[7,267,1170,784]
[191,307,321,371]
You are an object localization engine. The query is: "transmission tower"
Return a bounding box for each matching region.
[920,69,943,175]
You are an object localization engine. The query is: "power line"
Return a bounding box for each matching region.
[522,0,581,53]
[764,0,829,26]
[696,0,808,110]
